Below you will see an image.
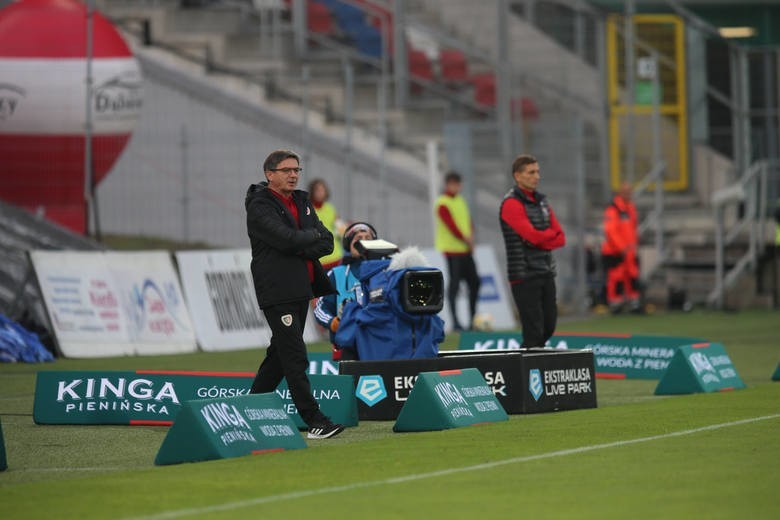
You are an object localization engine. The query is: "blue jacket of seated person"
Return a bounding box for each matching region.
[334,259,444,361]
[313,255,365,358]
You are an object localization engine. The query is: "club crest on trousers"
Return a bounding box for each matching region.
[281,314,293,327]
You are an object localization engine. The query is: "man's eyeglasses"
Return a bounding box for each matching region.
[270,167,303,174]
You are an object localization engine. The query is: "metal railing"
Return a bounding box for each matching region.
[708,160,769,309]
[634,160,666,281]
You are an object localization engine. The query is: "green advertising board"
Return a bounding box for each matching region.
[154,393,306,466]
[0,417,7,471]
[34,370,356,428]
[275,375,358,429]
[308,352,340,375]
[393,368,508,432]
[655,343,746,395]
[772,362,780,381]
[33,370,251,425]
[457,332,704,379]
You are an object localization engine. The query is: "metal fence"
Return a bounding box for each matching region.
[7,0,780,313]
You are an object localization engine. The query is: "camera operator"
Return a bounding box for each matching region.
[314,221,378,361]
[333,246,445,361]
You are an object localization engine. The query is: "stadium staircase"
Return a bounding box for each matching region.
[633,157,778,310]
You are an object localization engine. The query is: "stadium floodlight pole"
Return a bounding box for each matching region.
[301,65,311,167]
[378,69,389,238]
[496,0,513,168]
[292,0,306,58]
[574,116,587,315]
[426,140,439,245]
[343,58,355,220]
[737,48,751,175]
[180,125,190,243]
[84,0,98,240]
[762,52,779,167]
[624,0,636,184]
[393,0,407,109]
[271,2,281,59]
[596,16,611,202]
[378,13,389,238]
[650,50,664,260]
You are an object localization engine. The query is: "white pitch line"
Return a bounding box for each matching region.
[17,467,130,473]
[127,413,780,520]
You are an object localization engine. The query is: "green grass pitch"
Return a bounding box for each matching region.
[1,309,779,519]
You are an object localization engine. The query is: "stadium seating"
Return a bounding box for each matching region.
[439,48,468,85]
[364,2,393,55]
[472,72,496,107]
[471,72,539,119]
[307,1,336,35]
[318,0,387,59]
[512,96,540,120]
[408,48,434,92]
[351,24,383,58]
[329,0,366,36]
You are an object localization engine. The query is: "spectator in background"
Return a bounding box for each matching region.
[601,182,641,314]
[314,221,378,360]
[435,171,481,331]
[499,154,565,348]
[308,178,344,271]
[245,149,344,439]
[774,197,780,248]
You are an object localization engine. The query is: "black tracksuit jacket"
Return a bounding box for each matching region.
[245,182,335,309]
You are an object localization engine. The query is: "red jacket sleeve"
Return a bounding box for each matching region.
[437,204,466,241]
[602,205,628,253]
[538,206,566,250]
[500,198,561,248]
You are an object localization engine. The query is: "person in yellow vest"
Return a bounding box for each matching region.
[435,171,481,331]
[308,179,344,271]
[774,197,780,247]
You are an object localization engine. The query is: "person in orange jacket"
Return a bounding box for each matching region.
[601,182,641,313]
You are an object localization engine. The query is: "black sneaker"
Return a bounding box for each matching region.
[307,420,344,439]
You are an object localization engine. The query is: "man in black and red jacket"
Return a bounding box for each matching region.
[245,149,343,439]
[499,154,566,348]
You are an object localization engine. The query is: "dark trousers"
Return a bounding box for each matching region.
[446,254,481,329]
[511,276,557,348]
[250,300,322,426]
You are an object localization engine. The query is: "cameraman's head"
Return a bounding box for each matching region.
[343,222,378,258]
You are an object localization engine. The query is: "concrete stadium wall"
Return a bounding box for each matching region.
[97,49,439,250]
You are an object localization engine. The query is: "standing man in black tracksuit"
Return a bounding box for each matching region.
[245,149,344,439]
[499,154,566,348]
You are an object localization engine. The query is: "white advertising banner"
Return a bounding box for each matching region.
[175,249,268,351]
[422,245,516,332]
[175,249,323,352]
[30,251,197,358]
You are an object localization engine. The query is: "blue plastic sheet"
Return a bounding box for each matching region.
[0,314,54,363]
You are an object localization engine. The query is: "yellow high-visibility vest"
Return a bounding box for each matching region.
[434,193,472,254]
[314,201,343,265]
[775,199,780,245]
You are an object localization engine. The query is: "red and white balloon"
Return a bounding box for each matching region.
[0,0,142,233]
